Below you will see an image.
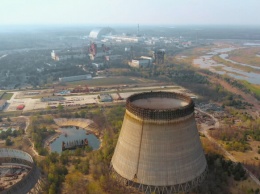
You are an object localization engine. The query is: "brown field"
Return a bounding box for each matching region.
[228,178,260,194]
[230,140,260,165]
[200,137,260,193]
[228,47,260,67]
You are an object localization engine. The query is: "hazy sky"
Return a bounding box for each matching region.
[0,0,259,26]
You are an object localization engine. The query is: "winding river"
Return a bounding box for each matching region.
[193,47,260,84]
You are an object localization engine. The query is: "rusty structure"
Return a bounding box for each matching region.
[111,91,207,193]
[0,148,44,194]
[154,49,165,64]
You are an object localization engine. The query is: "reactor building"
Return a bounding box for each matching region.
[111,91,207,193]
[89,27,115,39]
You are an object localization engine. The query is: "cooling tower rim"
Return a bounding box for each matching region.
[0,148,34,164]
[0,148,42,194]
[126,91,194,120]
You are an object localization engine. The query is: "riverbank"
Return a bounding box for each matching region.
[44,132,62,150]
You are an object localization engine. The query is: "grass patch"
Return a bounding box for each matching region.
[66,77,141,87]
[211,66,246,76]
[1,93,14,100]
[0,91,5,99]
[240,80,260,99]
[228,47,260,67]
[212,55,260,73]
[211,65,224,71]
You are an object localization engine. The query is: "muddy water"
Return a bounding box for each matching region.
[50,127,100,153]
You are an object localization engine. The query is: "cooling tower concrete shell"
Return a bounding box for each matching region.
[0,148,42,194]
[111,92,207,193]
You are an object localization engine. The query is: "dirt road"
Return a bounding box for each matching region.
[19,116,42,157]
[197,108,260,187]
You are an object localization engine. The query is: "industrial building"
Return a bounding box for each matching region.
[154,49,165,64]
[98,94,113,102]
[89,27,145,43]
[111,92,207,193]
[41,96,65,102]
[104,35,143,43]
[59,74,92,82]
[128,58,151,68]
[89,27,115,39]
[88,43,111,60]
[92,63,103,69]
[0,100,7,111]
[51,50,86,61]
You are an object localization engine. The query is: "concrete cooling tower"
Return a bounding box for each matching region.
[111,91,207,193]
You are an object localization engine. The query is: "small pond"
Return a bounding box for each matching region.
[50,126,100,154]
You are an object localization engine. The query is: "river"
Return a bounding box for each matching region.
[193,48,260,85]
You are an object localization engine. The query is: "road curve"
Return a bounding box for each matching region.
[196,108,260,187]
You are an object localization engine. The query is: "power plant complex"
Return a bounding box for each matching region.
[111,91,207,193]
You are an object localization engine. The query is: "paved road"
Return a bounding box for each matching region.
[196,108,260,187]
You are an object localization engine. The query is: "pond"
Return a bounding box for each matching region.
[50,126,100,154]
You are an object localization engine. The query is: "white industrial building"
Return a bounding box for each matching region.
[128,58,151,68]
[98,94,113,102]
[59,74,92,82]
[51,50,86,61]
[92,63,104,69]
[104,35,143,43]
[89,27,115,39]
[41,96,65,102]
[140,56,153,63]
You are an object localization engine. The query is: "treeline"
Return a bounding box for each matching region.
[210,122,260,153]
[31,127,55,155]
[0,128,24,140]
[37,153,68,194]
[132,57,250,109]
[208,153,247,181]
[0,127,24,146]
[62,105,129,194]
[224,77,260,100]
[200,137,260,194]
[244,129,260,141]
[201,133,249,193]
[198,153,247,194]
[35,105,129,194]
[38,145,93,193]
[197,153,247,194]
[202,68,260,101]
[28,115,55,155]
[210,127,251,152]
